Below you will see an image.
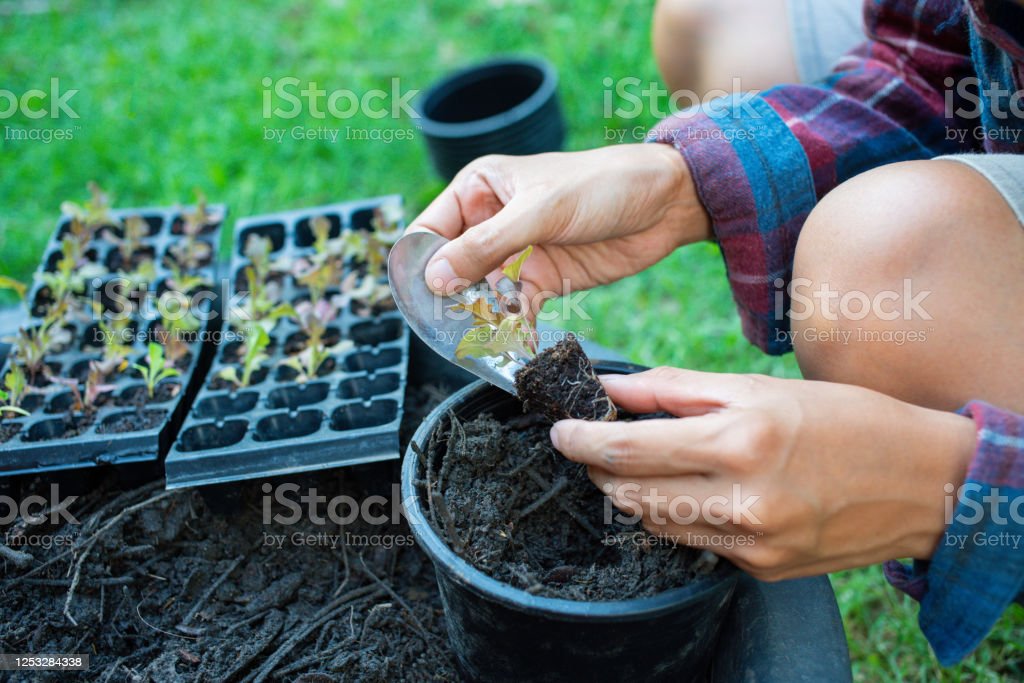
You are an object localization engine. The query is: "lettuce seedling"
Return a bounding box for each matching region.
[60,181,113,248]
[154,291,201,367]
[168,190,220,270]
[0,366,30,419]
[452,247,538,367]
[133,343,181,399]
[48,361,117,414]
[216,326,271,389]
[279,298,353,382]
[102,215,148,267]
[452,247,616,422]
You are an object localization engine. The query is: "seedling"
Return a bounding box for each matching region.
[452,247,538,367]
[6,303,73,382]
[0,366,30,419]
[453,247,615,423]
[103,215,148,267]
[155,291,200,367]
[168,190,219,270]
[230,265,295,333]
[133,342,181,399]
[48,360,117,414]
[60,181,113,247]
[38,237,105,311]
[216,326,271,389]
[280,298,353,382]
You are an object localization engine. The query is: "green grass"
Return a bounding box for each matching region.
[0,1,1021,679]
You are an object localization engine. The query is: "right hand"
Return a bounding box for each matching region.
[409,144,711,310]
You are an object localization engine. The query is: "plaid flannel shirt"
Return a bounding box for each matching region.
[650,0,1024,665]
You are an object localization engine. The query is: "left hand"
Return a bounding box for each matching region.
[549,367,977,581]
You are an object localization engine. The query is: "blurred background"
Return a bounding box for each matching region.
[0,0,1020,679]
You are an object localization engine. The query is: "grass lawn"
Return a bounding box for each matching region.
[0,0,1021,679]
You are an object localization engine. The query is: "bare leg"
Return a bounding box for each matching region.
[652,0,798,95]
[792,160,1024,414]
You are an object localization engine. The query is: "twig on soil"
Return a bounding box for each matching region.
[18,575,136,587]
[136,595,198,641]
[356,556,430,642]
[430,490,464,554]
[180,554,245,627]
[246,584,384,683]
[518,476,569,519]
[523,467,602,540]
[0,542,33,568]
[63,489,178,626]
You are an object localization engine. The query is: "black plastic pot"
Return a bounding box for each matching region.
[402,364,739,682]
[164,196,411,489]
[415,57,566,180]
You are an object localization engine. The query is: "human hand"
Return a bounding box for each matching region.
[409,144,711,310]
[549,367,978,581]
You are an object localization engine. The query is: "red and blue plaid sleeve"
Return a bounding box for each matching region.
[649,0,975,354]
[885,401,1024,665]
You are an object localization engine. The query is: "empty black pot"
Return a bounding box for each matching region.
[415,57,566,180]
[402,363,739,682]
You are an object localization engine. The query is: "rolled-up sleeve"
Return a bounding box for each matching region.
[649,0,974,354]
[885,401,1024,665]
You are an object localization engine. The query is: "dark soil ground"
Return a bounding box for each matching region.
[514,335,617,423]
[422,412,717,600]
[0,469,458,682]
[0,381,459,682]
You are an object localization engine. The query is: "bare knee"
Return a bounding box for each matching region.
[792,160,1024,412]
[652,0,710,94]
[653,0,795,95]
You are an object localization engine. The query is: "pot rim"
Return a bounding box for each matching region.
[414,56,560,140]
[402,369,740,622]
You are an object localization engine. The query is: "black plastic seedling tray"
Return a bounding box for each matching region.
[0,205,225,476]
[164,196,409,489]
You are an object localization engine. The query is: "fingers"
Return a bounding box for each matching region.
[423,198,540,294]
[550,416,727,476]
[599,367,752,416]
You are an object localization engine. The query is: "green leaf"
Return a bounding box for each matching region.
[0,406,29,417]
[501,246,533,282]
[0,276,27,298]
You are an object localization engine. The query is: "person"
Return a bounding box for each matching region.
[408,0,1024,666]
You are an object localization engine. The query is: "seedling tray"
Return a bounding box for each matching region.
[164,196,409,489]
[0,205,225,476]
